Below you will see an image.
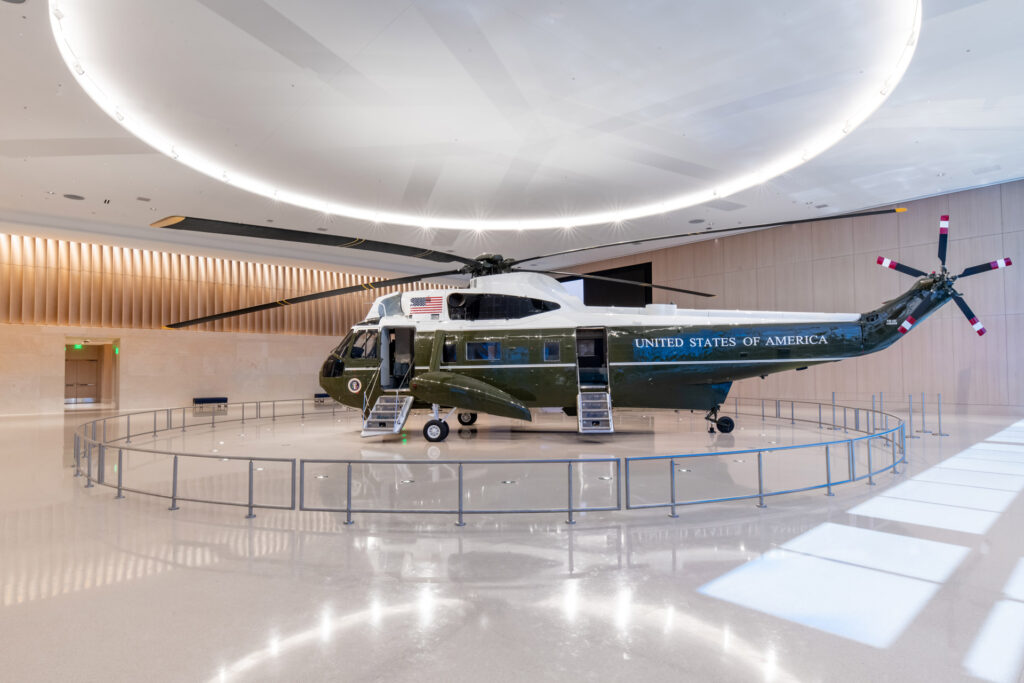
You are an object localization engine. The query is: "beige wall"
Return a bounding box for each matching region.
[1,322,334,416]
[576,180,1024,411]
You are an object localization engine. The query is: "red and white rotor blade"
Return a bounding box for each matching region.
[877,256,927,278]
[952,294,986,336]
[897,298,934,335]
[958,258,1012,279]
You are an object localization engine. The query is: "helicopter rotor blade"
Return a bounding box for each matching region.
[152,216,479,268]
[517,269,715,298]
[938,215,949,267]
[162,269,463,329]
[951,294,986,336]
[876,256,928,278]
[510,207,907,268]
[896,296,934,335]
[957,257,1012,279]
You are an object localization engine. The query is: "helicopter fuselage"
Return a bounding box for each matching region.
[318,272,946,420]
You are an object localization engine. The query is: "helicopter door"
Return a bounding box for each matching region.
[575,327,608,388]
[381,327,415,389]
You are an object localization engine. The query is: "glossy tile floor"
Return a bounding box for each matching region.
[1,404,1022,682]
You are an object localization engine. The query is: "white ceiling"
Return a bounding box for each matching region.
[0,0,1022,279]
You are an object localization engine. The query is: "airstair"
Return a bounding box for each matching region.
[577,391,614,434]
[361,394,413,437]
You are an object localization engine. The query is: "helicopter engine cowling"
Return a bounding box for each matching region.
[409,372,532,422]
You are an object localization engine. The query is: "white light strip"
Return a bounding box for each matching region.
[48,0,922,232]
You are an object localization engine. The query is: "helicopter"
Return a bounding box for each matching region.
[155,210,1011,441]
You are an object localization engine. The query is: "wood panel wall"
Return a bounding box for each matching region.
[0,234,433,336]
[575,180,1024,410]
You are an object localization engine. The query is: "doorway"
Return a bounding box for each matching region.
[575,327,609,388]
[64,340,118,409]
[380,327,416,390]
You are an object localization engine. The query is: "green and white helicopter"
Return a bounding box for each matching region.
[157,210,1010,441]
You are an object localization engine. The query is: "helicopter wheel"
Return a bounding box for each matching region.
[423,419,450,442]
[457,412,478,426]
[715,416,735,434]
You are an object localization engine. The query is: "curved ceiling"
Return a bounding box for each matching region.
[49,0,920,230]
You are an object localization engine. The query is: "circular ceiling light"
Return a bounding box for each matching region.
[48,1,921,231]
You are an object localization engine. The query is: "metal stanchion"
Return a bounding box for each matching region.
[756,452,767,508]
[242,402,246,424]
[790,401,795,425]
[456,463,466,527]
[153,411,157,436]
[761,399,765,422]
[168,455,179,510]
[115,449,124,499]
[669,458,679,518]
[934,393,950,436]
[818,403,822,429]
[917,392,932,434]
[825,445,834,496]
[245,460,256,519]
[126,414,131,444]
[566,462,576,525]
[871,395,876,433]
[891,434,897,473]
[843,406,848,434]
[775,400,780,419]
[85,445,94,488]
[74,436,81,477]
[181,407,186,432]
[344,463,354,525]
[848,440,855,480]
[867,439,875,486]
[831,391,837,430]
[301,398,305,419]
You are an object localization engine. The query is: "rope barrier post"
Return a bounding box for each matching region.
[831,391,837,430]
[668,458,679,518]
[775,399,780,419]
[848,440,855,481]
[242,402,245,424]
[245,460,256,519]
[855,408,859,432]
[825,445,834,496]
[891,432,897,473]
[843,406,848,434]
[125,414,131,444]
[818,403,822,429]
[301,399,305,420]
[867,439,875,486]
[790,401,795,425]
[935,393,950,437]
[153,411,157,436]
[168,455,179,510]
[871,395,876,433]
[455,463,466,527]
[103,419,107,443]
[756,451,767,508]
[566,462,576,525]
[85,444,94,488]
[344,463,354,525]
[115,449,125,499]
[74,435,81,477]
[181,407,186,432]
[98,444,106,485]
[761,399,765,422]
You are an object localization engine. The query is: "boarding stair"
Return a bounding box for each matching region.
[361,393,413,437]
[577,390,614,434]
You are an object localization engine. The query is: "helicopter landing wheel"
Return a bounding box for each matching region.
[715,416,735,434]
[423,419,450,442]
[457,412,478,426]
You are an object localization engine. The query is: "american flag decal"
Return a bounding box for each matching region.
[409,296,444,315]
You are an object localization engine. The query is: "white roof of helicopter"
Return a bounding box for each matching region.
[363,272,859,328]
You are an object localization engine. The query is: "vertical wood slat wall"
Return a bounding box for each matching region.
[0,233,429,336]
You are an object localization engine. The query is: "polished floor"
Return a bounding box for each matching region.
[1,403,1022,682]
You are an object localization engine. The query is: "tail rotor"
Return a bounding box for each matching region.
[877,214,1011,337]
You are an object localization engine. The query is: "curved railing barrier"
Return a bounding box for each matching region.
[73,396,905,524]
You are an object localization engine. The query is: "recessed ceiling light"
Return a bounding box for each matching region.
[136,196,151,202]
[597,475,613,481]
[688,219,705,224]
[316,227,328,232]
[314,474,328,480]
[63,194,85,200]
[400,479,414,484]
[814,204,829,209]
[501,480,517,485]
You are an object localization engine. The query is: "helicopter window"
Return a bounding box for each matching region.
[447,293,559,321]
[442,337,457,363]
[331,332,354,358]
[466,341,501,361]
[543,341,560,362]
[349,330,379,359]
[321,357,345,378]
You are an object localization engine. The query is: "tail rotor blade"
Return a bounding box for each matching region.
[877,256,928,278]
[958,257,1012,279]
[897,297,933,335]
[938,215,949,267]
[952,294,986,336]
